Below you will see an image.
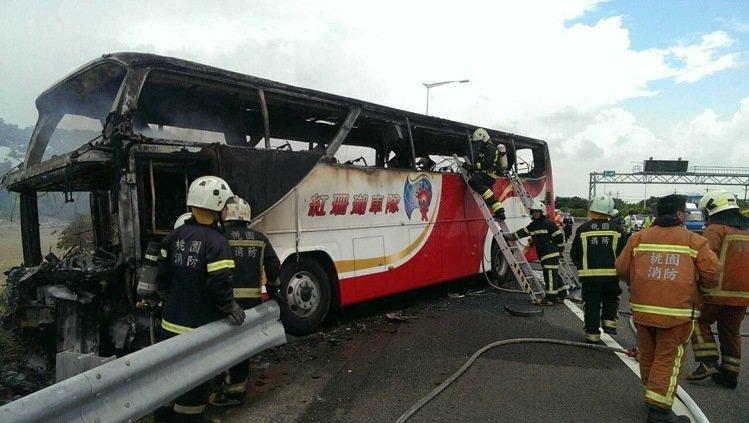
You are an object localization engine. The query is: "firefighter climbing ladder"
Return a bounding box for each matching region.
[462,175,545,303]
[506,170,581,290]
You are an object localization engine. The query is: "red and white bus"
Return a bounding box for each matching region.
[4,53,555,361]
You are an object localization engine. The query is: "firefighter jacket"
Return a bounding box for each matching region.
[223,222,282,308]
[513,217,565,262]
[570,219,626,282]
[700,214,749,306]
[615,216,720,328]
[156,219,235,334]
[471,140,502,177]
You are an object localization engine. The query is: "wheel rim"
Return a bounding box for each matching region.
[487,248,509,290]
[285,271,321,317]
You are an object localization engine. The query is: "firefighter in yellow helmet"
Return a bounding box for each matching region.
[209,196,281,407]
[686,189,749,389]
[570,194,627,343]
[156,176,244,422]
[505,200,567,304]
[616,194,720,422]
[464,128,508,220]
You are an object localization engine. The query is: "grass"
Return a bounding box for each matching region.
[0,226,60,288]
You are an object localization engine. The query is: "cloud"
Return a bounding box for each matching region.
[546,98,749,197]
[669,31,738,83]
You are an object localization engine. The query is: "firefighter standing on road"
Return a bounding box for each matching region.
[505,200,567,304]
[570,194,626,343]
[616,194,720,423]
[686,189,749,389]
[209,196,282,407]
[464,128,507,220]
[562,213,574,241]
[156,176,245,423]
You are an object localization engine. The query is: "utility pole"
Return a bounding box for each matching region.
[422,80,470,115]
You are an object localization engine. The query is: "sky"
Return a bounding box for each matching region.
[1,0,747,200]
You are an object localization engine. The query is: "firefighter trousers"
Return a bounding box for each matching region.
[541,255,567,302]
[636,321,694,410]
[691,303,746,376]
[467,172,503,215]
[159,329,209,423]
[582,279,621,340]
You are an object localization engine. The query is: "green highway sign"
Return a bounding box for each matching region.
[602,171,616,177]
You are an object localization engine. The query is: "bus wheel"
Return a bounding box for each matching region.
[279,256,331,336]
[488,243,510,289]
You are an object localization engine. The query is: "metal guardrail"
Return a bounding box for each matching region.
[0,301,286,423]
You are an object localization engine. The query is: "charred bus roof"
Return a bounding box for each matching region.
[4,52,549,193]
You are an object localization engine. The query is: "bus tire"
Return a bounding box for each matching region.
[489,242,510,288]
[279,256,332,336]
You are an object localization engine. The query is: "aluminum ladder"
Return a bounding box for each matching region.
[506,170,581,289]
[463,176,546,303]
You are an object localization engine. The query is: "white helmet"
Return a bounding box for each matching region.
[223,196,252,222]
[530,200,547,216]
[589,194,614,216]
[472,128,491,143]
[699,189,739,216]
[611,209,620,217]
[174,212,192,229]
[186,176,234,212]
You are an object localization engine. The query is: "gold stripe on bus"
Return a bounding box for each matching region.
[335,223,432,273]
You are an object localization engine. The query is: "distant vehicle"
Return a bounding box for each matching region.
[684,210,705,234]
[633,214,645,231]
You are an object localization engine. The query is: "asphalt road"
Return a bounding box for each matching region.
[210,229,748,423]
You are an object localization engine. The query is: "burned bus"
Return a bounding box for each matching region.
[2,53,555,367]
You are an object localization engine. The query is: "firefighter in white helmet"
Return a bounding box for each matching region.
[210,196,282,407]
[686,189,749,389]
[570,194,627,343]
[156,175,244,422]
[504,200,567,304]
[464,128,508,220]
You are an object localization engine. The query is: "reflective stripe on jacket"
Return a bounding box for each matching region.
[223,222,281,309]
[701,223,749,306]
[615,222,720,328]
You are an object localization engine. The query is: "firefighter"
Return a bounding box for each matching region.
[570,194,626,343]
[209,196,282,406]
[610,208,625,229]
[156,176,245,423]
[616,194,720,423]
[464,128,507,220]
[686,189,749,389]
[562,213,574,241]
[504,200,567,304]
[554,209,564,229]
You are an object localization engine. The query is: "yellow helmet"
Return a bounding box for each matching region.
[699,189,739,216]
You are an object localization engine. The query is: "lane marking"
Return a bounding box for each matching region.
[562,300,708,423]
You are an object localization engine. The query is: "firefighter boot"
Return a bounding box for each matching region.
[646,405,690,423]
[208,391,245,407]
[494,208,506,221]
[686,361,718,381]
[711,369,738,389]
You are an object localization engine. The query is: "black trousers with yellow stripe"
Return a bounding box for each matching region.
[159,328,209,423]
[467,171,503,215]
[581,279,621,340]
[540,254,567,302]
[222,297,262,399]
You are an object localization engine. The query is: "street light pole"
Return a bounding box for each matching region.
[422,79,470,115]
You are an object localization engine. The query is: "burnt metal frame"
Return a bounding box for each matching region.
[588,170,749,202]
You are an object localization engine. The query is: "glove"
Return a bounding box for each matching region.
[502,232,515,241]
[462,161,477,172]
[267,279,282,302]
[226,301,246,326]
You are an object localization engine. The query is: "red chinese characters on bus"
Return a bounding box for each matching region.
[385,194,400,214]
[330,194,350,215]
[369,195,384,214]
[350,194,368,215]
[307,194,328,216]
